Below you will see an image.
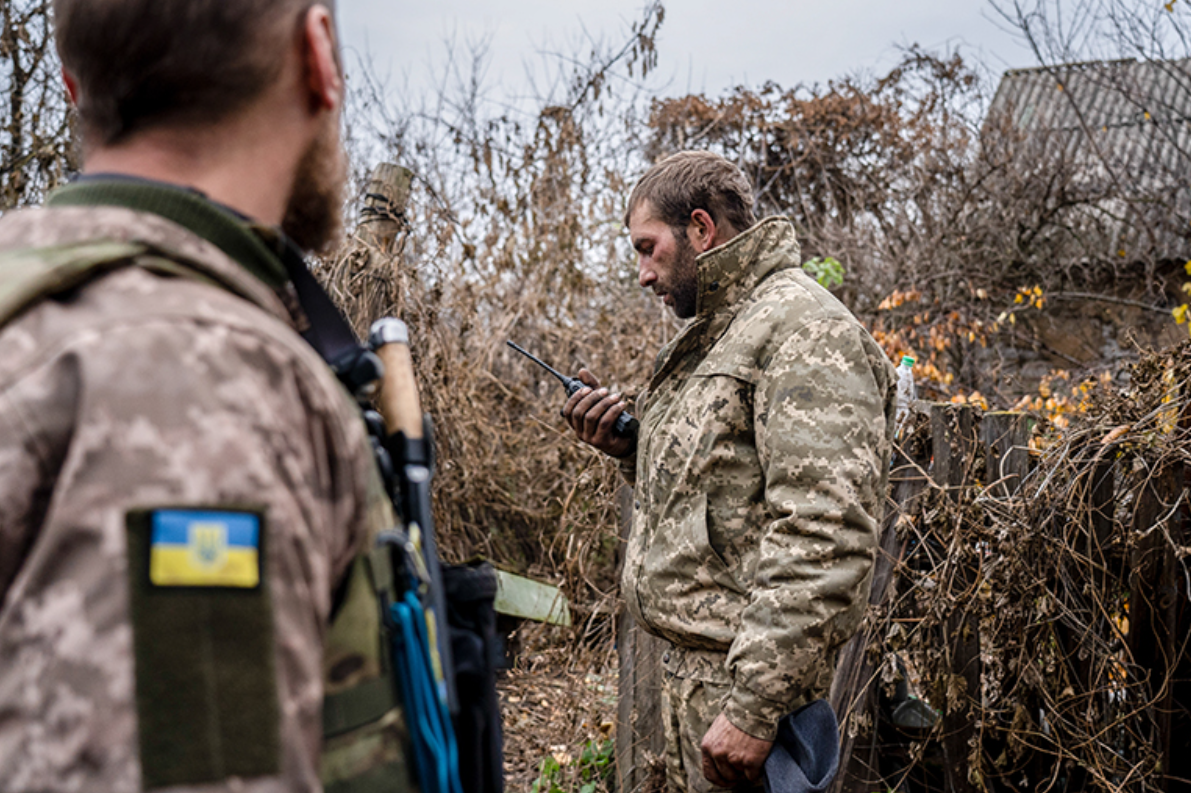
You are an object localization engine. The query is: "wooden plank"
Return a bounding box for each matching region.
[1050,445,1115,793]
[359,162,412,252]
[493,570,571,626]
[831,407,932,793]
[931,403,978,492]
[615,486,666,793]
[981,411,1031,498]
[931,404,981,793]
[1127,462,1180,793]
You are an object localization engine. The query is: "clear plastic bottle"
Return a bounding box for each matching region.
[895,355,916,436]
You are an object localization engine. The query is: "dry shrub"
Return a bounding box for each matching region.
[644,46,1191,405]
[323,5,670,622]
[846,341,1191,791]
[498,623,619,793]
[0,0,78,209]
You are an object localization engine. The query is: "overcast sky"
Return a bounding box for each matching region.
[339,0,1038,104]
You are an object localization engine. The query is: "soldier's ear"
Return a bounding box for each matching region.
[62,67,79,105]
[688,208,717,254]
[300,4,342,113]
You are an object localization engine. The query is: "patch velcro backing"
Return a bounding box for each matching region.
[127,507,280,789]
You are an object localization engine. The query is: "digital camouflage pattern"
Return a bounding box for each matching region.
[661,672,762,793]
[621,216,896,743]
[0,205,391,791]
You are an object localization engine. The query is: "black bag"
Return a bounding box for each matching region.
[443,562,504,793]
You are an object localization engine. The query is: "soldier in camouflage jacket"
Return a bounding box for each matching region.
[566,152,895,792]
[0,3,413,791]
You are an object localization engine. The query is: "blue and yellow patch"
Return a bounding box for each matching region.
[149,510,261,588]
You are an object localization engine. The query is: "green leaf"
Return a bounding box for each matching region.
[802,255,845,289]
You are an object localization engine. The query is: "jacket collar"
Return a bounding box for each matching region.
[47,176,291,291]
[695,216,801,317]
[8,203,293,324]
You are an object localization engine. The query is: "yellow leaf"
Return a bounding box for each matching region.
[1184,260,1191,275]
[1008,313,1016,325]
[1174,304,1188,324]
[1014,293,1024,304]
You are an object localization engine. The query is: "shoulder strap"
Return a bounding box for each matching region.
[0,238,226,329]
[0,239,147,327]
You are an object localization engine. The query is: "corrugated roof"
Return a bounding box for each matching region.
[986,58,1191,262]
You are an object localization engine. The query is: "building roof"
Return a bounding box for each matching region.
[987,57,1191,261]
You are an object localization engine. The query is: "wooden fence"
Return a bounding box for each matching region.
[615,401,1191,793]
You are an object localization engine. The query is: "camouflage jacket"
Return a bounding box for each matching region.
[0,191,390,791]
[620,216,895,741]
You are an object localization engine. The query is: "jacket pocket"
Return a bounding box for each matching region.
[638,493,742,647]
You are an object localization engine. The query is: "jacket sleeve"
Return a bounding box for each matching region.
[0,306,378,790]
[722,316,892,740]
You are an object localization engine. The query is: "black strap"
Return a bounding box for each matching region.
[275,236,361,363]
[269,234,382,396]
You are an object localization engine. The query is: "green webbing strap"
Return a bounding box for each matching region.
[0,238,236,330]
[0,240,146,326]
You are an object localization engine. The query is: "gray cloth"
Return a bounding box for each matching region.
[763,700,840,793]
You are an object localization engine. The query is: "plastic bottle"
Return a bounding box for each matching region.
[895,355,916,436]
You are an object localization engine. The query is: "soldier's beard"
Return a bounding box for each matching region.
[282,118,347,255]
[669,228,699,320]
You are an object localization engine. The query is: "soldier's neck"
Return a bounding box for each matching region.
[82,117,303,229]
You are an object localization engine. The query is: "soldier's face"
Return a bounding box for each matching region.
[281,113,347,254]
[630,202,699,319]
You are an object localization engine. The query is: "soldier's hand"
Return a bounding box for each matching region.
[562,368,635,459]
[700,713,773,788]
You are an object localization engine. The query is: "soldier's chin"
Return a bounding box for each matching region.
[671,292,697,319]
[282,124,346,255]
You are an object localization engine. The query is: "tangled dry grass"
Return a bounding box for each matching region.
[497,624,619,792]
[839,341,1191,792]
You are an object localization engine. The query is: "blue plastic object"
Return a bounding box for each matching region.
[390,591,463,793]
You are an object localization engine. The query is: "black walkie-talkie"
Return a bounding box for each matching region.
[507,341,639,438]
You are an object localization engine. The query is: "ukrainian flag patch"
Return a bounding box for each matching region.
[149,509,261,588]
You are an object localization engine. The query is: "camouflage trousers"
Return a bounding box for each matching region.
[660,669,765,793]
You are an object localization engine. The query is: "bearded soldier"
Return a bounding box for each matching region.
[0,2,413,791]
[564,151,895,792]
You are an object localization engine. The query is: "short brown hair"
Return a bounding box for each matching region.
[53,0,319,146]
[624,151,757,234]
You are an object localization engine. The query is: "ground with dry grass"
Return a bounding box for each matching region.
[498,624,620,793]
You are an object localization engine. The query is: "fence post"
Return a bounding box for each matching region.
[981,411,1031,499]
[615,486,666,793]
[1048,443,1115,792]
[359,163,412,252]
[831,409,931,793]
[931,403,981,793]
[1128,461,1181,792]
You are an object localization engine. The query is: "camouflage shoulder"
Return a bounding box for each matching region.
[0,238,150,328]
[703,268,857,380]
